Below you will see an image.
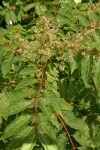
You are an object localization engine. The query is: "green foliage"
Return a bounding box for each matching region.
[1,114,33,139]
[0,0,100,150]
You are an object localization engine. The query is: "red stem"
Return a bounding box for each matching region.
[56,113,76,150]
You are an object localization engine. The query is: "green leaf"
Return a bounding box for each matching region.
[66,0,76,7]
[39,133,58,150]
[57,133,67,150]
[58,79,68,99]
[74,0,82,3]
[0,93,9,116]
[62,111,89,132]
[49,66,59,78]
[5,11,11,25]
[81,56,91,88]
[1,51,14,77]
[93,58,100,91]
[1,114,32,139]
[4,99,34,117]
[93,29,100,45]
[6,87,34,104]
[7,126,35,150]
[0,6,3,11]
[78,146,95,150]
[0,46,4,66]
[70,59,78,74]
[39,96,60,129]
[39,113,57,141]
[10,11,17,23]
[94,129,100,148]
[24,3,36,12]
[17,8,23,22]
[73,131,95,148]
[67,84,78,101]
[35,3,41,16]
[68,118,89,132]
[78,15,90,27]
[0,117,2,126]
[0,27,8,36]
[89,13,100,22]
[15,77,36,90]
[59,98,73,111]
[56,15,73,24]
[46,72,58,82]
[79,92,92,110]
[45,91,62,116]
[20,66,36,76]
[39,100,53,122]
[21,134,36,150]
[79,3,88,10]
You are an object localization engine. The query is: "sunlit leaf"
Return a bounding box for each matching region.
[39,133,58,150]
[77,15,90,27]
[0,27,8,36]
[1,51,14,77]
[5,11,11,25]
[21,134,36,150]
[81,56,91,88]
[1,114,32,139]
[35,3,41,16]
[4,99,34,117]
[24,3,36,12]
[15,77,36,90]
[7,126,35,150]
[92,58,100,91]
[73,131,95,148]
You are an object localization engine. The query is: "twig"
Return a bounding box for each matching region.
[53,2,61,17]
[0,82,18,90]
[71,22,100,44]
[0,40,35,64]
[56,113,76,150]
[34,58,52,131]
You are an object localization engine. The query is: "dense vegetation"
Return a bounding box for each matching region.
[0,0,100,149]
